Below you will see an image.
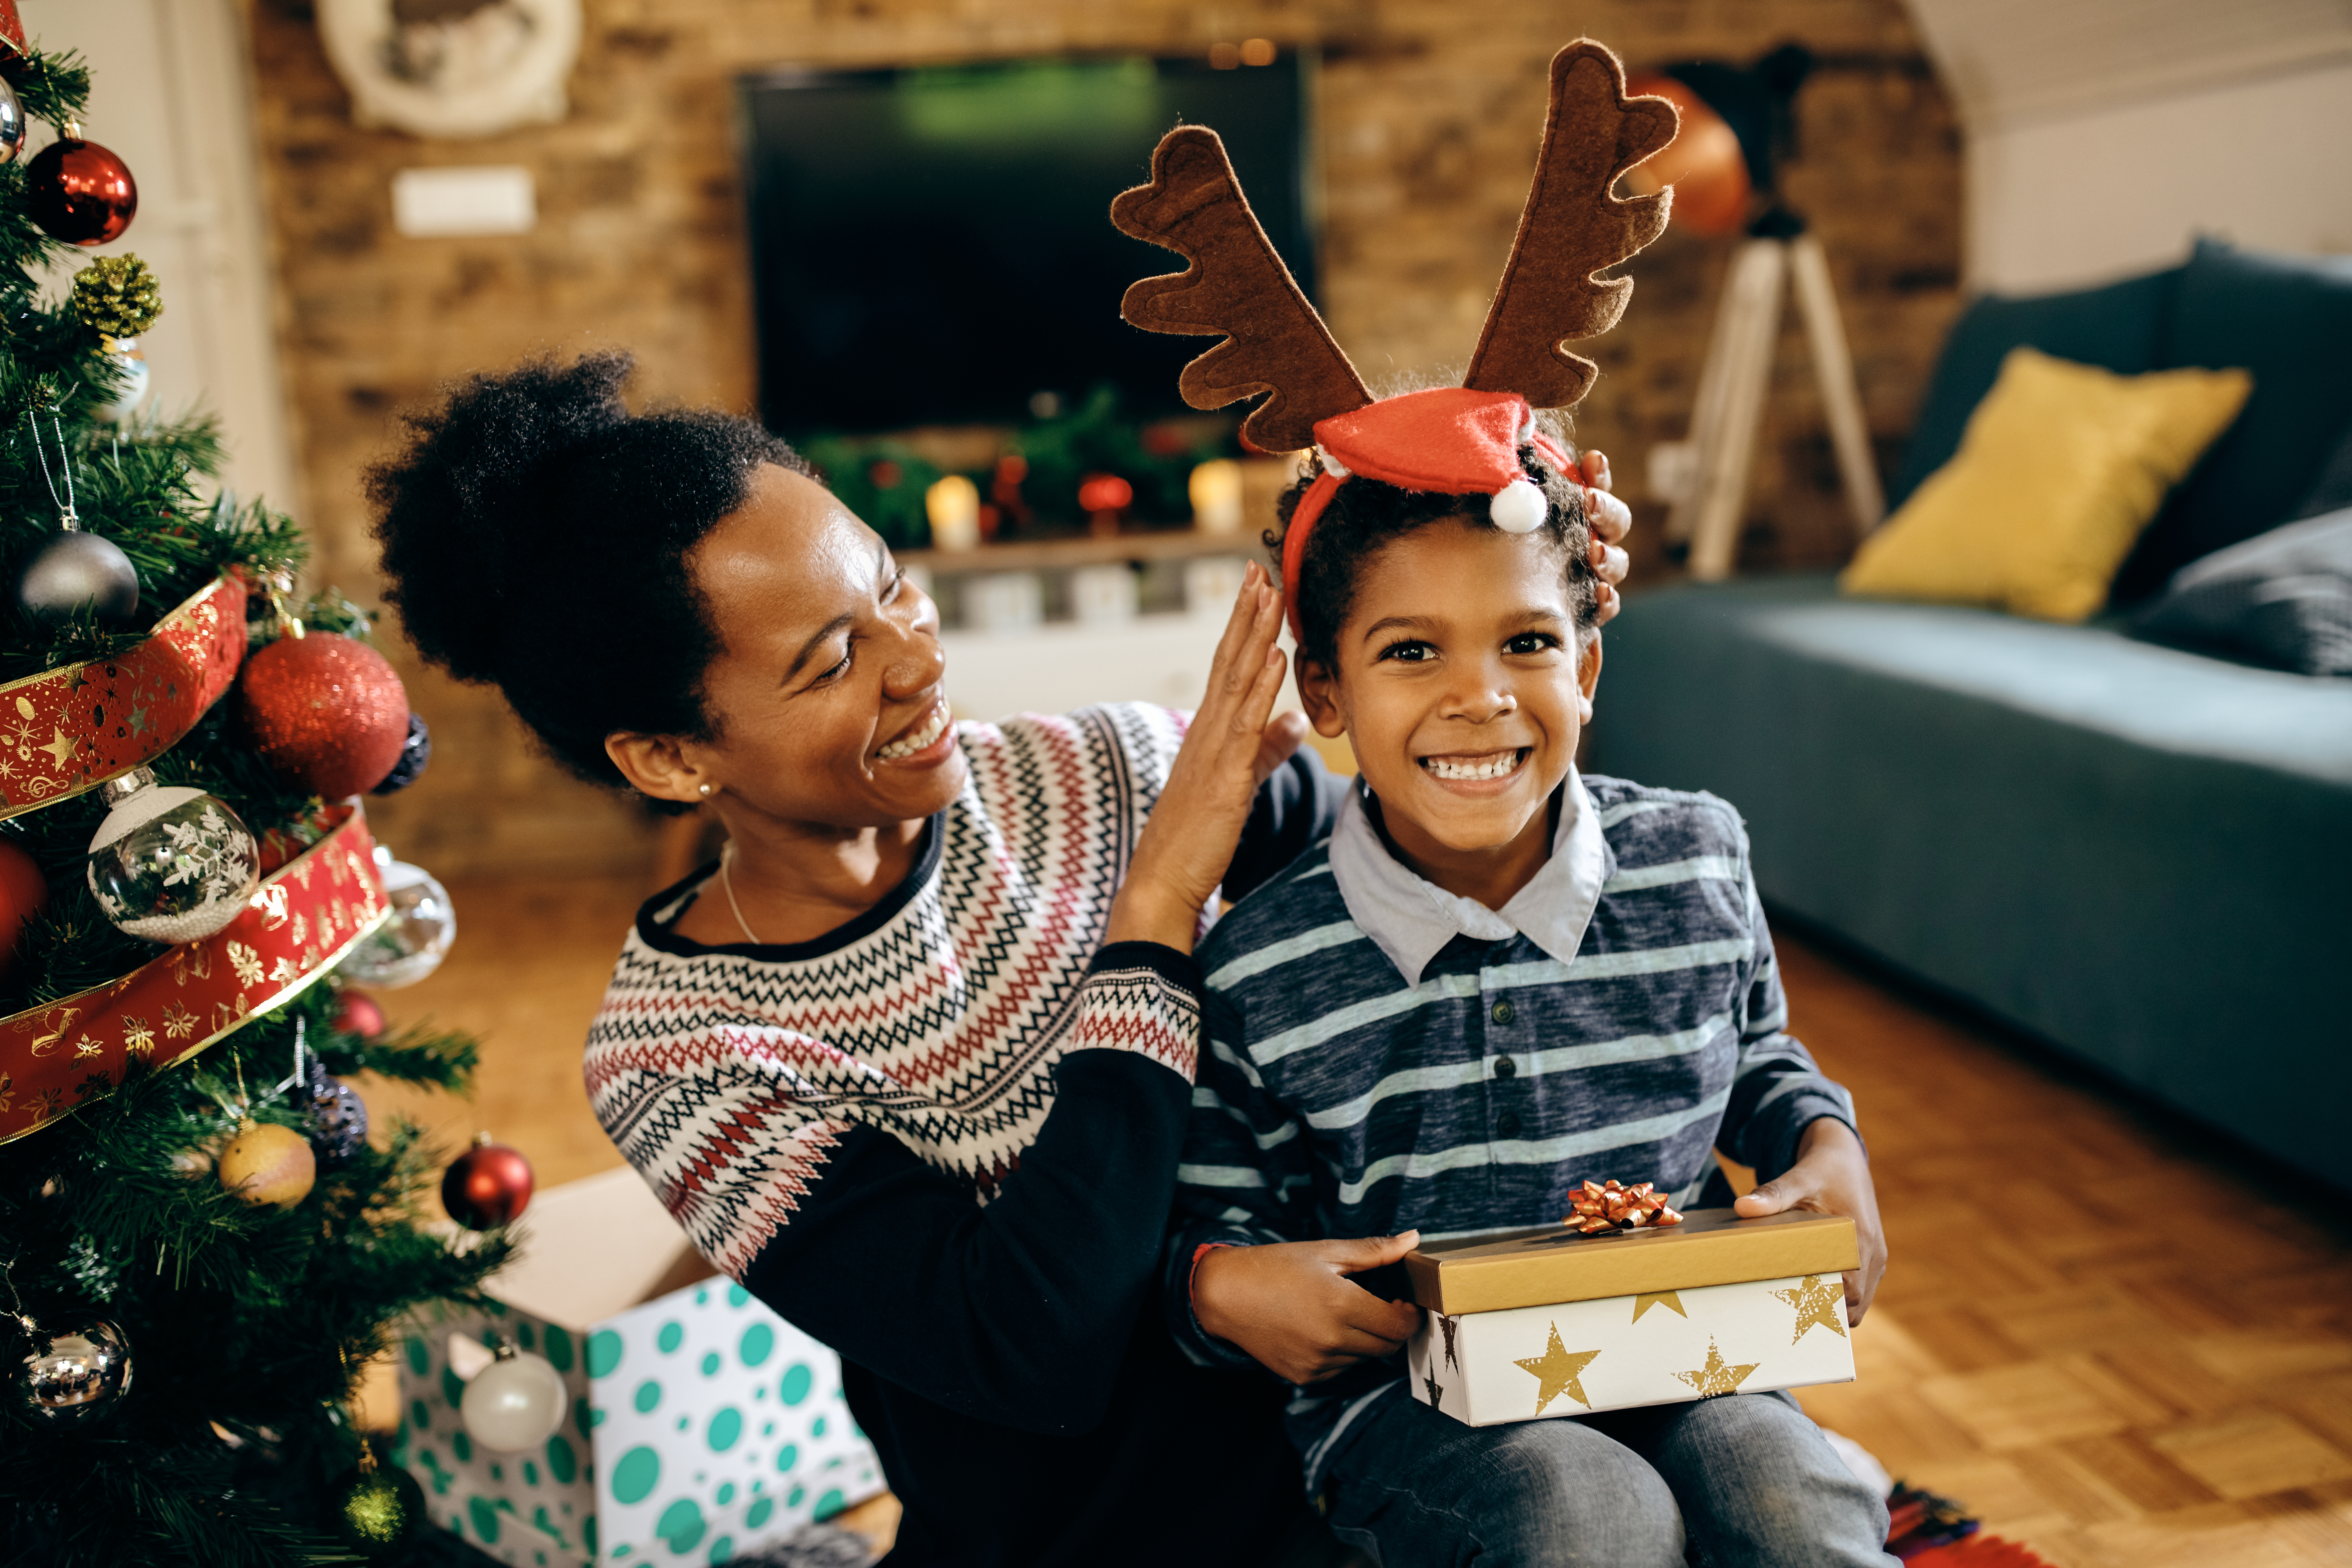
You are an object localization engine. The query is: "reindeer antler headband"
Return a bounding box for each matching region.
[1112,40,1677,633]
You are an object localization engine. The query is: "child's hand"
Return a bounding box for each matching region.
[1192,1233,1426,1385]
[1579,449,1632,626]
[1733,1118,1887,1325]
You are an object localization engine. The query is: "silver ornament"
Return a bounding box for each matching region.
[87,344,151,425]
[459,1341,568,1451]
[16,1313,133,1420]
[85,767,261,944]
[339,850,454,989]
[0,76,24,167]
[13,529,140,624]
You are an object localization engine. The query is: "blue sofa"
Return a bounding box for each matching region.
[1592,242,2352,1193]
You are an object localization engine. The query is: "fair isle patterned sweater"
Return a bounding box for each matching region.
[580,704,1341,1568]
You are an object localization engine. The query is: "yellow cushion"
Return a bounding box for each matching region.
[1841,347,2252,622]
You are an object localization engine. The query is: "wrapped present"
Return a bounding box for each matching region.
[1404,1207,1860,1427]
[392,1167,884,1565]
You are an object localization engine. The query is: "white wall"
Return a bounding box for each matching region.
[20,0,299,514]
[1905,0,2352,294]
[1965,61,2352,293]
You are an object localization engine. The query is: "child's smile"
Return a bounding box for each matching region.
[1419,747,1531,787]
[1299,516,1602,909]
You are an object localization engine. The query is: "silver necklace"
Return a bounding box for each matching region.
[718,842,762,945]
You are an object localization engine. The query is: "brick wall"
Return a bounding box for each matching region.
[247,0,1959,879]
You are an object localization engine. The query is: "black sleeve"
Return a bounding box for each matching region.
[737,942,1198,1437]
[1220,746,1352,904]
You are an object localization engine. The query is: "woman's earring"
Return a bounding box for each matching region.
[698,782,715,798]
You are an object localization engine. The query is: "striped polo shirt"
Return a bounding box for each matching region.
[1166,770,1858,1474]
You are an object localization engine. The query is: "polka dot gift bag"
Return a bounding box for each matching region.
[391,1167,884,1565]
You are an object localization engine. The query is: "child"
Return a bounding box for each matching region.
[1165,419,1895,1567]
[1110,42,1891,1564]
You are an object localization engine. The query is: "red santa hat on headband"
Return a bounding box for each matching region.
[1110,40,1678,632]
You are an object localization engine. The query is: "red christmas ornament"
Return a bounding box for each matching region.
[25,133,138,246]
[236,632,410,800]
[0,835,47,981]
[441,1134,534,1230]
[0,2,25,78]
[332,988,387,1042]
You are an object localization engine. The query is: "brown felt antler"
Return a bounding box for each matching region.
[1112,126,1371,454]
[1463,41,1679,409]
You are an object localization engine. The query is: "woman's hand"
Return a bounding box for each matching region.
[1733,1118,1887,1325]
[1579,449,1632,626]
[1105,561,1292,953]
[1192,1234,1426,1385]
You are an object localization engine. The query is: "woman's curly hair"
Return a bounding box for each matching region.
[1267,441,1599,670]
[367,351,808,794]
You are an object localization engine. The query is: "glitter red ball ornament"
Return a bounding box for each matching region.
[236,633,411,800]
[332,988,387,1043]
[25,134,138,247]
[441,1134,533,1230]
[0,835,47,981]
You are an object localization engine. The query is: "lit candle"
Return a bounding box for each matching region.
[926,474,982,552]
[1190,459,1244,534]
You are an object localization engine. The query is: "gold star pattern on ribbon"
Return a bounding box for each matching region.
[1513,1322,1601,1415]
[1674,1338,1759,1398]
[1771,1274,1848,1343]
[1632,1290,1686,1323]
[39,728,76,768]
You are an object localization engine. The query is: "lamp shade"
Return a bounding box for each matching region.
[1622,74,1751,236]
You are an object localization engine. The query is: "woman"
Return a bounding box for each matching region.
[368,352,1631,1565]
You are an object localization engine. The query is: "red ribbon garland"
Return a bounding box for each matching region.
[0,801,390,1145]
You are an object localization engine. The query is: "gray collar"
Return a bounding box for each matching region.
[1328,769,1611,987]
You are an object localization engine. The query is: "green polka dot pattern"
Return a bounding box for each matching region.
[387,1270,879,1564]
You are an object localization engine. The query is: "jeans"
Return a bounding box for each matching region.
[1315,1387,1895,1568]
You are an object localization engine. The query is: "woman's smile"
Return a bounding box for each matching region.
[876,697,955,764]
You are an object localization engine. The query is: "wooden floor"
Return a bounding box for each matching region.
[354,873,2352,1567]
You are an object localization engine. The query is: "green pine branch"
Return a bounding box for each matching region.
[0,38,515,1567]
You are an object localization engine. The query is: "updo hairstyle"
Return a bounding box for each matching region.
[367,352,808,798]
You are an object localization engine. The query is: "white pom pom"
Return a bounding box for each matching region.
[1489,479,1546,534]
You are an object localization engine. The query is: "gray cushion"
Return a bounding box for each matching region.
[2134,508,2352,676]
[1591,574,2352,1194]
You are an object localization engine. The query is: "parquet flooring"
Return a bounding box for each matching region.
[351,874,2352,1566]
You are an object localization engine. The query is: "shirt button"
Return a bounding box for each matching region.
[1496,1110,1523,1138]
[1493,1056,1518,1079]
[1492,1000,1515,1025]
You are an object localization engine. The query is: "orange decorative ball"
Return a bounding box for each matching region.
[236,633,410,800]
[218,1122,317,1208]
[1623,75,1752,238]
[0,836,46,980]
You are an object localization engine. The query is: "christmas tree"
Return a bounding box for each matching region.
[0,27,508,1566]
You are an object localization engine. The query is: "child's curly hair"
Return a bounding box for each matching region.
[1267,440,1600,670]
[366,351,809,800]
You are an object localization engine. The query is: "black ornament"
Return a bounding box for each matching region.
[14,530,140,624]
[303,1060,370,1167]
[370,713,432,795]
[15,1312,132,1420]
[323,1459,424,1559]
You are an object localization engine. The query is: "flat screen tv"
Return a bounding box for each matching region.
[739,53,1317,435]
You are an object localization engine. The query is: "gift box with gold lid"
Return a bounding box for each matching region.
[1404,1208,1860,1427]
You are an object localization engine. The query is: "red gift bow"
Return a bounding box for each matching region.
[1563,1178,1684,1234]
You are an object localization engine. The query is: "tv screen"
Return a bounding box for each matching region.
[740,53,1317,435]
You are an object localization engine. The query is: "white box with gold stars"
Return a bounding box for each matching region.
[1404,1209,1859,1426]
